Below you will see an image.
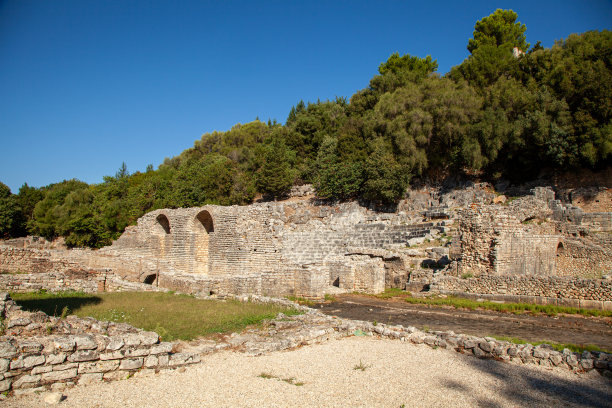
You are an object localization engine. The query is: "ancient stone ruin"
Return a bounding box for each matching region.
[0,181,610,309]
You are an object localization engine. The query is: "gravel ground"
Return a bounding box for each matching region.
[6,336,611,408]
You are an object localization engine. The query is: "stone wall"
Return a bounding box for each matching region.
[0,293,199,395]
[431,274,612,310]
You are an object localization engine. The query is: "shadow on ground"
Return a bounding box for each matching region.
[14,296,102,317]
[439,355,611,408]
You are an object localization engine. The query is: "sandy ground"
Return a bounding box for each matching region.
[6,336,611,408]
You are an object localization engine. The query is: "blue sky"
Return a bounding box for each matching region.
[1,0,611,193]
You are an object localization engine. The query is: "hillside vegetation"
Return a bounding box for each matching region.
[1,10,611,248]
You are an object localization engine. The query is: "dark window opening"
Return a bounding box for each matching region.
[143,274,157,285]
[196,210,214,233]
[332,277,340,287]
[156,215,171,234]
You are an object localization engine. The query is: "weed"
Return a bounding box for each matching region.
[258,372,304,386]
[60,306,70,319]
[372,320,377,326]
[461,272,473,279]
[45,323,53,334]
[373,288,412,300]
[353,360,371,371]
[286,296,315,307]
[0,317,4,335]
[422,325,430,333]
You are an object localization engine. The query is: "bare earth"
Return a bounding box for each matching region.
[6,336,611,408]
[318,294,612,350]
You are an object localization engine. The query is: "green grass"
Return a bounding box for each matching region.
[402,295,612,317]
[490,335,611,354]
[11,290,302,341]
[258,372,304,386]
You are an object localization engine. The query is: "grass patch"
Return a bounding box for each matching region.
[490,336,611,354]
[403,295,612,317]
[373,288,412,299]
[324,294,336,302]
[11,291,302,341]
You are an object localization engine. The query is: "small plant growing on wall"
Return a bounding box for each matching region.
[461,272,474,279]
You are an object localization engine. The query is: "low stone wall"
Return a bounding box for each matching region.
[0,271,168,295]
[431,274,612,310]
[0,293,199,395]
[334,319,612,377]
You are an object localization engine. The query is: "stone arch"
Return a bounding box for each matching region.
[194,210,214,274]
[155,214,171,234]
[556,241,565,256]
[196,210,214,233]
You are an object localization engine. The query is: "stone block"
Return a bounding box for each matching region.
[68,350,99,362]
[17,340,43,354]
[0,342,17,359]
[106,338,124,351]
[52,362,79,371]
[14,386,47,396]
[0,378,11,392]
[23,354,45,368]
[54,337,76,352]
[42,368,78,382]
[78,360,120,374]
[74,335,98,350]
[139,332,159,346]
[119,358,143,370]
[125,348,150,357]
[31,365,53,375]
[0,359,8,373]
[103,371,130,381]
[144,355,159,368]
[100,350,125,360]
[13,373,42,388]
[46,354,67,365]
[150,343,172,355]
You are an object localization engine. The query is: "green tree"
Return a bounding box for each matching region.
[0,182,20,238]
[467,9,529,54]
[314,136,363,200]
[255,138,295,199]
[361,138,410,203]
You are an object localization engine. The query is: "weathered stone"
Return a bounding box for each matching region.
[463,339,477,349]
[144,355,159,367]
[10,356,24,370]
[74,335,97,350]
[0,342,17,359]
[52,362,78,371]
[17,340,43,354]
[78,360,120,374]
[150,342,172,355]
[32,365,53,374]
[106,338,124,351]
[100,350,125,360]
[42,368,78,382]
[0,378,11,392]
[479,341,493,353]
[566,354,579,368]
[169,353,200,366]
[103,371,130,381]
[23,354,46,368]
[78,373,103,385]
[125,348,150,357]
[43,392,64,405]
[46,353,67,365]
[119,358,143,370]
[139,331,159,346]
[14,386,47,396]
[54,337,76,352]
[533,347,550,359]
[580,359,594,370]
[549,353,563,366]
[68,350,99,362]
[13,374,42,389]
[0,358,9,373]
[7,317,32,328]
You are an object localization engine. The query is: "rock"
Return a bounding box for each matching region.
[119,358,143,370]
[44,392,64,405]
[0,342,17,359]
[42,368,78,382]
[74,335,97,350]
[0,378,11,392]
[78,373,103,385]
[7,317,32,328]
[493,195,507,204]
[479,341,493,353]
[68,350,99,362]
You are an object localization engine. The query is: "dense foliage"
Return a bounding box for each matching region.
[1,9,610,247]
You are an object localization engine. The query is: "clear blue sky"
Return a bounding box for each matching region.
[1,0,611,193]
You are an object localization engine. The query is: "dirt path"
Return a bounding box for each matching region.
[317,294,612,350]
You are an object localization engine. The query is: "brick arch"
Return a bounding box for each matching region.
[194,210,214,274]
[196,210,214,233]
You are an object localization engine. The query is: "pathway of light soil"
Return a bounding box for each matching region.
[317,294,612,350]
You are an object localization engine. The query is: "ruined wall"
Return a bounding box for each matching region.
[431,275,612,310]
[0,293,199,395]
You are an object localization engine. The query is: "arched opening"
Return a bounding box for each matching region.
[557,242,565,256]
[143,274,157,285]
[194,210,214,274]
[156,214,171,234]
[332,277,340,287]
[196,210,214,233]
